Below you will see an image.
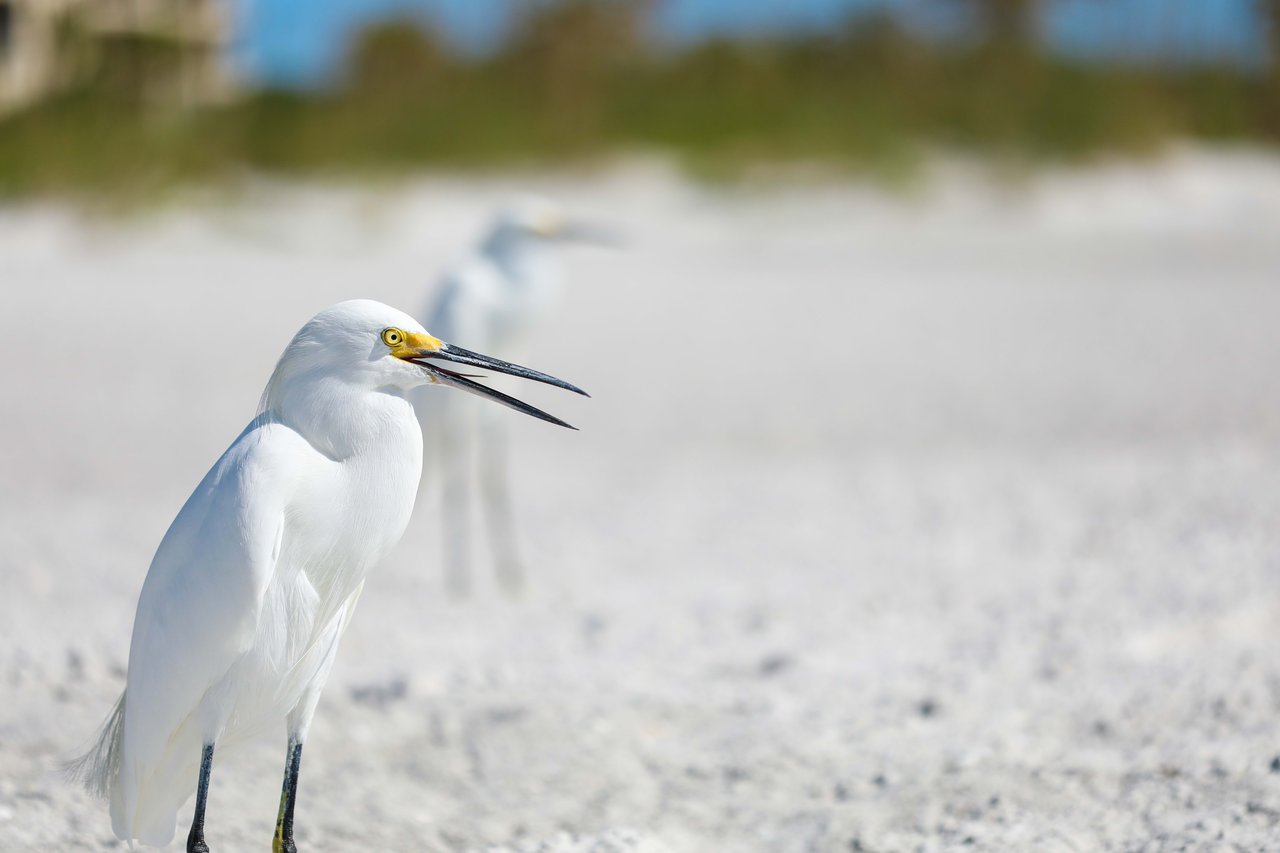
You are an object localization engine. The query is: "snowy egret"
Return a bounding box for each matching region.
[416,196,615,594]
[71,300,585,851]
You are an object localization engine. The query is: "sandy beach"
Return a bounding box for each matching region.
[3,151,1280,851]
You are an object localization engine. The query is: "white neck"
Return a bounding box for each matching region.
[263,371,422,464]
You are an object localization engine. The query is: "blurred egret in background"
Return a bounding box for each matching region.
[415,196,617,595]
[71,300,585,852]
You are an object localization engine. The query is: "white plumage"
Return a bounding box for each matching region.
[72,299,584,849]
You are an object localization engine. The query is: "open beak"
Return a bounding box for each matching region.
[403,341,588,429]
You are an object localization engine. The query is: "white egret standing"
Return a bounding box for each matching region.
[416,197,614,595]
[71,300,585,851]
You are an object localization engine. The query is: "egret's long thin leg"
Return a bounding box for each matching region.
[186,743,214,853]
[441,403,474,597]
[479,417,523,594]
[272,738,303,853]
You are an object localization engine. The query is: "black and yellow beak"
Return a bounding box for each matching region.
[391,331,587,429]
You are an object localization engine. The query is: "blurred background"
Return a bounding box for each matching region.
[1,0,1280,194]
[3,1,1280,851]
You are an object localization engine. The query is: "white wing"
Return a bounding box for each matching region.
[114,415,318,843]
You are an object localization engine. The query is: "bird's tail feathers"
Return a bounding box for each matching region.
[65,692,125,799]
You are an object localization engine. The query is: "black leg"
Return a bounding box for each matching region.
[272,738,303,853]
[186,743,214,853]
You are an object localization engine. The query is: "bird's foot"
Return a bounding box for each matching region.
[272,832,297,853]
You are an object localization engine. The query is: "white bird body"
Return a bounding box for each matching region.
[116,410,418,843]
[74,299,584,850]
[106,302,425,845]
[415,198,609,594]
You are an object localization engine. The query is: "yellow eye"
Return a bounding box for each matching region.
[381,328,405,347]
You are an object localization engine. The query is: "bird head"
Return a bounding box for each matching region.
[264,300,587,428]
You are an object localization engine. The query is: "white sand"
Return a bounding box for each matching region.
[3,150,1280,851]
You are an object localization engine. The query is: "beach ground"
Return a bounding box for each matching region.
[3,153,1280,851]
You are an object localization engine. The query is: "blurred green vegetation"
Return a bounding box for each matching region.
[1,0,1279,198]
